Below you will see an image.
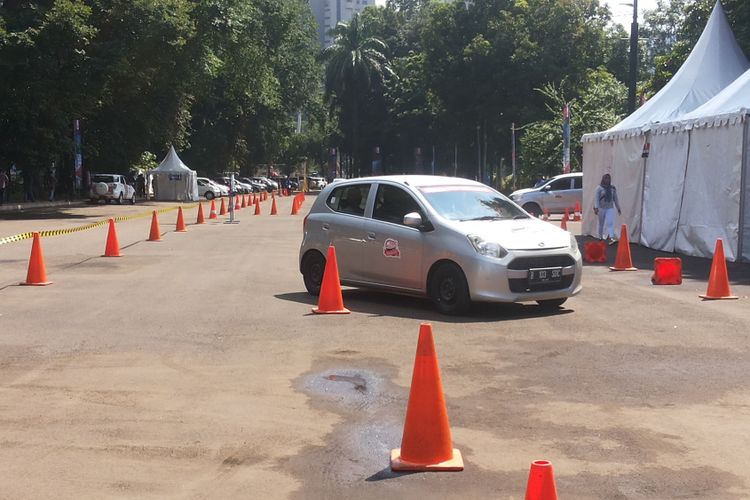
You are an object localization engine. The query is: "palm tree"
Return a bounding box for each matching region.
[321,14,394,176]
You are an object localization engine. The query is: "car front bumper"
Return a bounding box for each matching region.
[461,248,582,303]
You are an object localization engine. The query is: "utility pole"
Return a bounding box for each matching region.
[627,0,639,114]
[511,122,517,190]
[476,124,481,182]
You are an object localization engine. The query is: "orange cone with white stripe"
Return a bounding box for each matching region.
[209,199,218,219]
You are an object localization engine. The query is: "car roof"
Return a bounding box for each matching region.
[326,175,484,189]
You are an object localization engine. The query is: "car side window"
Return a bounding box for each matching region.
[326,184,370,216]
[573,176,582,189]
[548,178,571,191]
[372,184,423,226]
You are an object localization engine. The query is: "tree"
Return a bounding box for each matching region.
[321,13,394,176]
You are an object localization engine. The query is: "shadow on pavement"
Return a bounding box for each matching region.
[275,290,574,323]
[364,467,418,482]
[577,236,750,285]
[0,207,92,220]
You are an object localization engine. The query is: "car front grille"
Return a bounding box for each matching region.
[507,255,576,270]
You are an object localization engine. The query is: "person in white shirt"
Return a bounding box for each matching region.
[593,173,621,244]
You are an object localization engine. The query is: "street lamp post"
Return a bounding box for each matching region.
[627,0,639,114]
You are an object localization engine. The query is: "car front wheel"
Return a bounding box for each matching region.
[206,191,214,200]
[429,262,471,315]
[522,202,542,218]
[302,251,326,296]
[117,193,124,205]
[130,193,136,205]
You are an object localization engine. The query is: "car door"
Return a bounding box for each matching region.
[541,177,574,212]
[360,183,425,291]
[320,183,373,281]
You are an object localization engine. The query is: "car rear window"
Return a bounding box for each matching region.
[326,184,370,216]
[92,175,116,183]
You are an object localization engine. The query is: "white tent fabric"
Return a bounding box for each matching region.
[674,123,743,261]
[683,66,750,119]
[639,130,689,252]
[609,0,748,134]
[743,123,750,261]
[151,146,199,202]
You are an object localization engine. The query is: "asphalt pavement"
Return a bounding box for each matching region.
[1,198,749,499]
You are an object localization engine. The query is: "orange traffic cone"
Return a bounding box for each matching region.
[241,194,247,208]
[209,199,218,219]
[234,196,241,211]
[573,201,582,222]
[524,460,558,500]
[291,197,300,215]
[219,198,227,215]
[560,216,568,231]
[609,224,637,271]
[700,239,738,300]
[543,209,550,221]
[391,323,463,471]
[254,198,261,215]
[148,211,162,242]
[103,218,121,257]
[563,208,570,222]
[312,246,350,314]
[196,202,206,224]
[271,195,278,215]
[175,206,187,232]
[21,232,52,286]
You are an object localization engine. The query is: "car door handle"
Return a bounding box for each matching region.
[322,224,329,231]
[555,195,562,198]
[367,232,376,240]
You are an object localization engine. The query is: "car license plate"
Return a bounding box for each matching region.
[528,267,562,285]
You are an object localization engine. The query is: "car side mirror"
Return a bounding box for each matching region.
[542,185,552,191]
[403,212,422,227]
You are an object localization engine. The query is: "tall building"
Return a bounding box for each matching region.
[309,0,375,47]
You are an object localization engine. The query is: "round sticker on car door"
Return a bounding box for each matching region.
[383,238,401,258]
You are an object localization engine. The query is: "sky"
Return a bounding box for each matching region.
[373,0,660,33]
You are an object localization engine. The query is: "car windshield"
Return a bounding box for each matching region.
[419,185,528,221]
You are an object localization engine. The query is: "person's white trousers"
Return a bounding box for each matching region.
[598,207,616,239]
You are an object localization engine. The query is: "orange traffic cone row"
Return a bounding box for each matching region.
[21,232,52,286]
[391,323,463,472]
[312,246,350,314]
[700,239,738,300]
[103,218,121,257]
[254,198,261,215]
[573,201,582,222]
[271,195,278,215]
[209,199,218,219]
[241,194,247,208]
[196,202,206,224]
[148,211,162,242]
[609,224,637,271]
[219,198,227,216]
[524,460,558,500]
[175,206,187,232]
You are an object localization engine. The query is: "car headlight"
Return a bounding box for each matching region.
[468,235,508,259]
[570,233,579,252]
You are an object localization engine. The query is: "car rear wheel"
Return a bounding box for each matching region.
[522,202,542,218]
[429,262,471,315]
[536,298,567,309]
[302,251,326,296]
[130,193,136,205]
[206,191,215,200]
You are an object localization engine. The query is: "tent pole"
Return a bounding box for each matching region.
[738,115,748,262]
[638,131,650,245]
[674,129,692,254]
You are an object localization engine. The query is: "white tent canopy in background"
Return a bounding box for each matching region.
[581,1,750,261]
[150,146,199,202]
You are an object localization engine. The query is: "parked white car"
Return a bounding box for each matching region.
[197,177,226,199]
[509,172,582,217]
[89,174,136,204]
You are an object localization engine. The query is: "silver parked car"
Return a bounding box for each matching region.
[299,175,582,315]
[509,172,582,217]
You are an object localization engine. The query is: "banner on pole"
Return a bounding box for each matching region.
[562,104,571,174]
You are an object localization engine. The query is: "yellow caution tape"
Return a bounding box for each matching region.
[0,202,200,247]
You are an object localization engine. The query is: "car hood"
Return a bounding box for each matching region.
[510,187,534,198]
[453,218,570,250]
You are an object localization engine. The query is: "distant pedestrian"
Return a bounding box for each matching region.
[593,173,621,245]
[0,169,8,205]
[22,169,35,202]
[45,171,56,201]
[136,174,145,198]
[533,175,546,188]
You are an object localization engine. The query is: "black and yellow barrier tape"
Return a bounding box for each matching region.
[0,202,201,247]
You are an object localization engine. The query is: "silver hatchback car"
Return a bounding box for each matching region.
[299,175,582,315]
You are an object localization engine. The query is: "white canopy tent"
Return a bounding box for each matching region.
[581,1,749,260]
[150,146,199,202]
